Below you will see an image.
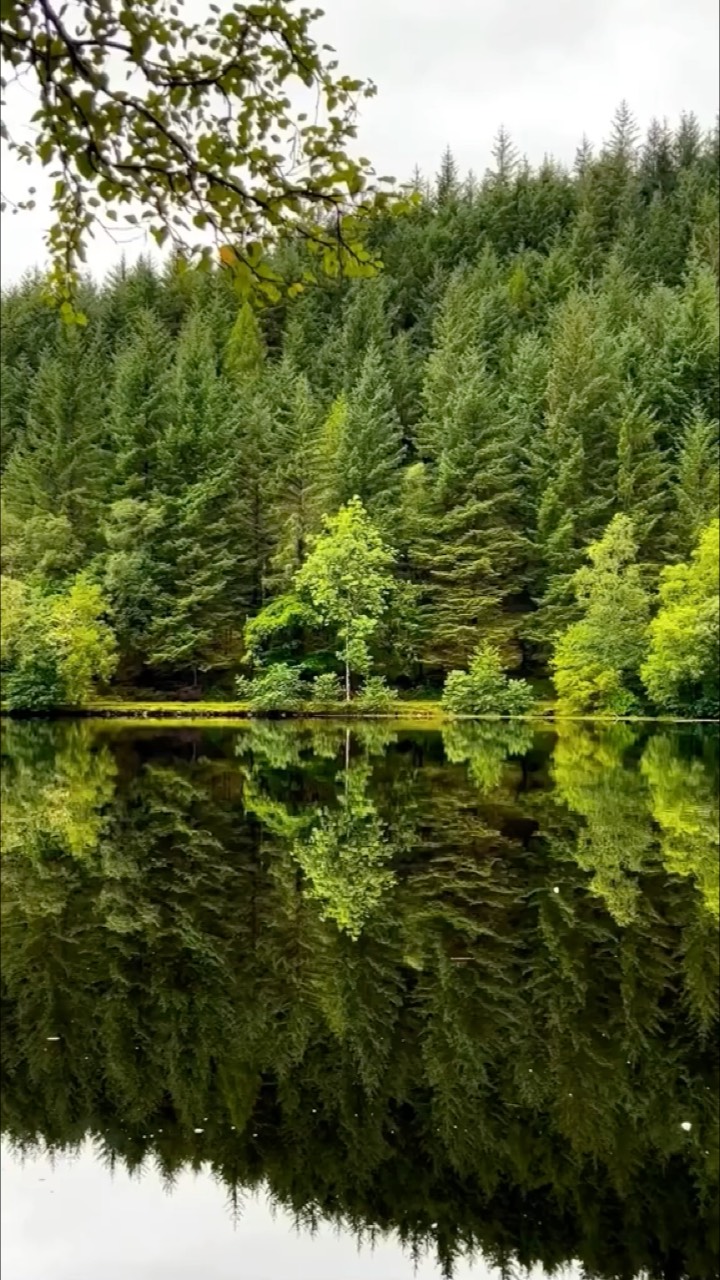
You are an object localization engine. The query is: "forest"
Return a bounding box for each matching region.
[1,105,719,716]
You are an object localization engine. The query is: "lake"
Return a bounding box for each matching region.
[1,718,718,1280]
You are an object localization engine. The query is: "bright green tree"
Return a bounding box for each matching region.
[223,303,266,385]
[641,519,719,716]
[551,515,651,714]
[3,573,117,709]
[294,498,396,700]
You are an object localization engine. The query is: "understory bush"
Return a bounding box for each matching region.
[237,663,306,713]
[4,652,68,712]
[354,675,399,713]
[442,644,534,717]
[310,672,343,706]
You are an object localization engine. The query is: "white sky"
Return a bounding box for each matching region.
[1,0,718,285]
[2,1141,578,1280]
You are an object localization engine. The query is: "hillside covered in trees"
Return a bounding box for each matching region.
[1,106,719,713]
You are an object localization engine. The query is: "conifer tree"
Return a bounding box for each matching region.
[337,343,405,531]
[339,278,394,392]
[223,302,266,384]
[533,291,622,643]
[615,391,674,565]
[418,260,495,458]
[268,371,322,590]
[673,407,720,553]
[435,146,460,206]
[109,310,174,500]
[311,393,347,523]
[158,308,227,493]
[415,351,528,668]
[2,327,108,555]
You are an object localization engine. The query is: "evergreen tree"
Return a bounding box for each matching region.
[311,393,347,523]
[615,391,674,565]
[109,309,174,500]
[223,301,266,384]
[337,343,405,530]
[533,291,622,643]
[434,146,460,206]
[414,351,528,668]
[2,327,108,555]
[340,278,395,392]
[673,407,720,553]
[158,308,227,493]
[268,371,322,590]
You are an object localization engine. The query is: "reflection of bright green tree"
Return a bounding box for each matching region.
[642,734,720,918]
[442,720,535,792]
[551,723,657,924]
[1,720,116,858]
[293,756,395,940]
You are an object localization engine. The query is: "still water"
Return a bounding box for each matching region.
[1,718,718,1279]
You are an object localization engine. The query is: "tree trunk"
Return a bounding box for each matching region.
[345,637,351,702]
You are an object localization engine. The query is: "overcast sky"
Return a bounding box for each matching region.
[1,0,718,285]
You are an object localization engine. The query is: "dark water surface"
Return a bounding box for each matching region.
[1,719,718,1279]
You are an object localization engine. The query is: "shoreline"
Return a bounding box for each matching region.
[1,702,717,725]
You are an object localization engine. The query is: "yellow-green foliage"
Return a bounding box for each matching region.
[641,519,720,716]
[642,735,720,918]
[2,573,117,709]
[552,515,650,715]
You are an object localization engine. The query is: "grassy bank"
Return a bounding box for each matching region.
[1,699,716,724]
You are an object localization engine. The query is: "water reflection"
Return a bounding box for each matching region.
[1,719,718,1279]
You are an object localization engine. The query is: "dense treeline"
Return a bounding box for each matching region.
[1,106,718,710]
[1,720,718,1278]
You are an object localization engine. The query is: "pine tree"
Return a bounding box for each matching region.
[418,258,498,457]
[435,146,460,206]
[108,309,174,500]
[311,393,347,523]
[532,291,622,643]
[340,278,394,392]
[223,301,266,384]
[2,326,108,555]
[267,371,322,590]
[337,343,405,531]
[225,386,277,614]
[414,351,528,669]
[615,391,674,565]
[158,308,227,493]
[673,407,720,554]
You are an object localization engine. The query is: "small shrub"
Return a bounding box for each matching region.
[310,672,343,706]
[354,675,399,713]
[245,663,306,713]
[5,652,67,712]
[234,673,253,701]
[441,644,534,717]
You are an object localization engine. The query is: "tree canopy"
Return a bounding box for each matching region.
[0,0,400,313]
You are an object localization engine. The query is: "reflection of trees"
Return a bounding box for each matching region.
[642,734,720,919]
[441,720,535,793]
[1,720,116,858]
[293,758,396,939]
[0,720,718,1280]
[551,724,656,924]
[551,723,720,929]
